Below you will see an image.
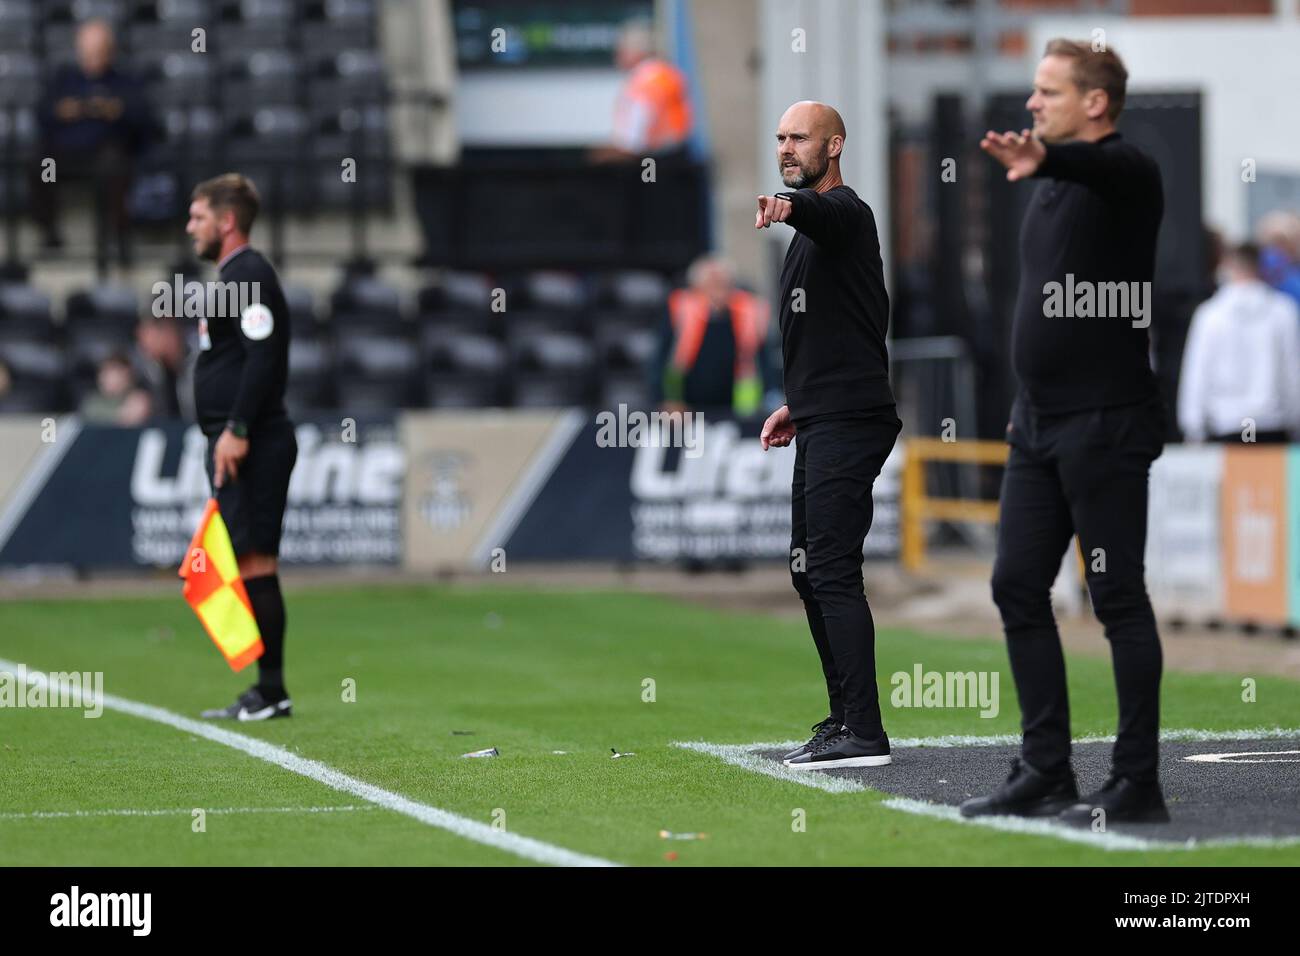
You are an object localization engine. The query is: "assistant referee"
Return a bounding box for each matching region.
[186,173,298,721]
[960,41,1169,824]
[757,101,901,770]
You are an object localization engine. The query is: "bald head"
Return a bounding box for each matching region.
[776,101,846,190]
[783,101,846,140]
[76,19,115,78]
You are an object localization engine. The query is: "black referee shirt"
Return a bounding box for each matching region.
[1012,132,1163,413]
[193,246,292,436]
[776,185,895,423]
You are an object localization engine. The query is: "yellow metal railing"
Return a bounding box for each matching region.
[900,437,1008,572]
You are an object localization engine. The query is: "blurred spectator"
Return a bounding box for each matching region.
[1177,242,1300,443]
[651,255,768,416]
[1255,210,1300,309]
[134,314,194,421]
[80,351,152,426]
[33,19,156,272]
[591,19,693,162]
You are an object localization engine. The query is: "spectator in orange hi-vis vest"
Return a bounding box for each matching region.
[652,255,769,416]
[592,19,693,163]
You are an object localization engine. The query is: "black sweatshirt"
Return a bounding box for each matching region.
[193,246,292,436]
[1012,132,1163,413]
[776,184,895,423]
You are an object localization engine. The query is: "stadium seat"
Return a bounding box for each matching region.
[0,334,66,383]
[418,271,496,315]
[138,51,214,106]
[223,50,301,107]
[0,375,66,413]
[65,286,139,324]
[64,321,134,378]
[160,104,221,146]
[309,49,386,106]
[598,373,652,412]
[595,321,658,373]
[0,1,38,53]
[216,0,294,51]
[283,284,319,328]
[503,270,588,316]
[286,327,335,413]
[333,377,418,412]
[595,270,670,311]
[330,274,404,325]
[128,1,214,52]
[301,0,377,54]
[421,325,509,407]
[508,322,597,407]
[0,283,53,324]
[0,52,41,108]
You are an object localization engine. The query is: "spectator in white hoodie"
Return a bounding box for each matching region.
[1178,242,1300,443]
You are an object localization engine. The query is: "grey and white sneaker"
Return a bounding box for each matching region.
[784,728,891,768]
[782,715,845,762]
[201,685,292,721]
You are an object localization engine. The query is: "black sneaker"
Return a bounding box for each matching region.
[784,728,891,768]
[200,685,292,721]
[959,757,1079,818]
[782,715,845,761]
[1058,774,1170,826]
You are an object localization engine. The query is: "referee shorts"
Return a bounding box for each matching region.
[204,419,298,558]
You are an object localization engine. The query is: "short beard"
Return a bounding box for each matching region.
[781,152,828,189]
[197,237,222,262]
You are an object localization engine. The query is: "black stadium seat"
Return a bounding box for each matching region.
[282,284,319,328]
[0,1,38,53]
[64,321,134,377]
[223,50,301,106]
[65,286,139,324]
[0,284,53,324]
[0,376,66,413]
[330,275,404,324]
[0,52,42,108]
[139,51,214,106]
[418,272,496,317]
[422,326,509,408]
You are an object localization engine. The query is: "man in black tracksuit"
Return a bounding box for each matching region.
[185,173,298,722]
[961,41,1170,824]
[757,101,901,770]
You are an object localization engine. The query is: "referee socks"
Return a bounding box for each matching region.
[245,573,288,699]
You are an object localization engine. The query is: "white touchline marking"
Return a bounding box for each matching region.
[673,741,864,794]
[1185,751,1300,764]
[878,798,1300,852]
[1,659,618,868]
[683,726,1300,753]
[0,805,378,821]
[673,727,1300,853]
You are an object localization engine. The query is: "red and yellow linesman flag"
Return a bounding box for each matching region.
[178,498,263,671]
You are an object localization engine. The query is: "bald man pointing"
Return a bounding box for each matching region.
[758,101,901,769]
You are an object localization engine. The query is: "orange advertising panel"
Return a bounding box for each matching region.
[1220,446,1288,625]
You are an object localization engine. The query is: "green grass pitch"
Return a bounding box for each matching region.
[2,584,1297,866]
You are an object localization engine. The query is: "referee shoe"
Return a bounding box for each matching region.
[201,685,292,721]
[784,728,891,768]
[782,715,845,762]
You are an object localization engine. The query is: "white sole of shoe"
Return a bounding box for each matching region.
[783,754,892,769]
